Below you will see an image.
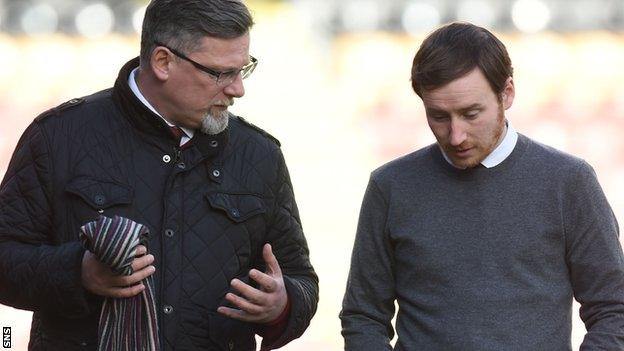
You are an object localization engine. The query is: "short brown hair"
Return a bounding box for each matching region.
[411,22,513,98]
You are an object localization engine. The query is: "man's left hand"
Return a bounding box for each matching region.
[217,243,288,323]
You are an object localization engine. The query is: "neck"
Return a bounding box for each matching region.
[492,120,508,151]
[135,66,175,125]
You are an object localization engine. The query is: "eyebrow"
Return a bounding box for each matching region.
[458,103,483,112]
[426,103,483,114]
[207,57,253,72]
[210,64,238,72]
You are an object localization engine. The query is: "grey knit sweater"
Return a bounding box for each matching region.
[341,134,624,350]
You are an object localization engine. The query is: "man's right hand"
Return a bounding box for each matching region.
[81,244,155,298]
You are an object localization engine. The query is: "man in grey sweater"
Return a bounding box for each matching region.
[340,22,624,350]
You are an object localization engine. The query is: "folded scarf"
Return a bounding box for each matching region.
[80,215,160,351]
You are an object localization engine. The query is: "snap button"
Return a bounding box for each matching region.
[212,170,220,177]
[177,162,186,170]
[94,195,106,205]
[80,341,88,347]
[163,305,173,314]
[164,229,174,238]
[162,155,171,163]
[209,140,218,148]
[230,209,240,218]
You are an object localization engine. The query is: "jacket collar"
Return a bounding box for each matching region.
[112,57,228,160]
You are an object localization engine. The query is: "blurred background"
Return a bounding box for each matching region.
[1,0,623,350]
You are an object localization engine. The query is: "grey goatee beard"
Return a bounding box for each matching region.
[200,109,230,135]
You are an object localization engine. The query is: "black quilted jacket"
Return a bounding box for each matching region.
[0,58,318,350]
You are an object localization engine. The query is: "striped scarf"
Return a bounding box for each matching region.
[79,215,160,351]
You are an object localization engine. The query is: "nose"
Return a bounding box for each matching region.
[223,73,245,98]
[449,119,467,146]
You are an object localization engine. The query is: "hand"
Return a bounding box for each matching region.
[217,244,288,323]
[81,244,155,298]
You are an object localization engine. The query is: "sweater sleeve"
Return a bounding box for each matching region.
[340,176,395,351]
[563,161,624,350]
[0,122,93,318]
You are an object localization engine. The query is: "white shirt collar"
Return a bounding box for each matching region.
[128,67,194,143]
[441,120,518,169]
[481,120,518,168]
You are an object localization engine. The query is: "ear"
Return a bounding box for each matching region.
[150,46,173,82]
[501,77,515,110]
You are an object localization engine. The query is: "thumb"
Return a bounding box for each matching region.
[263,243,282,277]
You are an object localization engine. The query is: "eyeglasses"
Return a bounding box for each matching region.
[155,42,258,86]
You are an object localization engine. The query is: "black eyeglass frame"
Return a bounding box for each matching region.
[155,41,258,85]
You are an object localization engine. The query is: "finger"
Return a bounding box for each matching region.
[115,265,156,286]
[224,292,263,315]
[130,254,154,272]
[249,269,277,293]
[262,244,282,277]
[230,278,265,305]
[107,283,146,299]
[217,306,257,322]
[135,245,147,256]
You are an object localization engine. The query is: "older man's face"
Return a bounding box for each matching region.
[159,33,251,133]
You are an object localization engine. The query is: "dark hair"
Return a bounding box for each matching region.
[139,0,254,66]
[411,22,513,98]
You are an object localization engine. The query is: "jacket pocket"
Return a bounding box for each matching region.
[65,176,133,210]
[205,192,266,222]
[207,311,256,350]
[64,177,134,239]
[205,192,267,275]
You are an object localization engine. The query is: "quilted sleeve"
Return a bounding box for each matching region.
[0,122,93,318]
[259,147,319,350]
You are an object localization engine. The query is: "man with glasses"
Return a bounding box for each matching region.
[0,0,318,350]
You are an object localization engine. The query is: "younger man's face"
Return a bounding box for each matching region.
[421,68,514,169]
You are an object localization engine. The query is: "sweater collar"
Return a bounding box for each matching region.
[433,133,529,181]
[440,120,518,169]
[112,57,228,159]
